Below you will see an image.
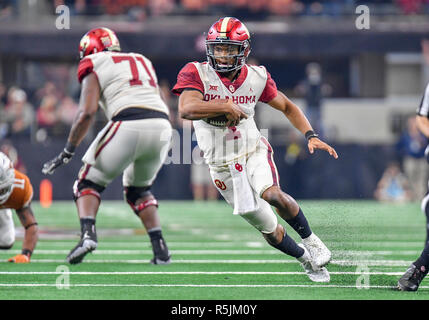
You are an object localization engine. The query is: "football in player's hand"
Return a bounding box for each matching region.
[204,115,229,127]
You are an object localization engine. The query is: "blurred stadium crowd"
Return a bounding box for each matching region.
[1,0,429,20]
[0,82,79,140]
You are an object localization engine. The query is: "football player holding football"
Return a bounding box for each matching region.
[0,152,39,263]
[42,28,172,265]
[172,17,338,282]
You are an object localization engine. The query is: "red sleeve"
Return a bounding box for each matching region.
[77,58,94,83]
[171,62,205,96]
[259,69,278,103]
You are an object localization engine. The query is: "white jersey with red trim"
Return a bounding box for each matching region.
[77,51,169,120]
[173,62,278,165]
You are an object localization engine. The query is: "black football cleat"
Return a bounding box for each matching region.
[397,264,428,292]
[66,231,98,265]
[150,237,171,265]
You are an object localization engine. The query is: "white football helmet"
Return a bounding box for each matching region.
[0,152,14,204]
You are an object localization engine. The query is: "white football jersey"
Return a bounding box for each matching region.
[174,62,277,165]
[78,51,169,120]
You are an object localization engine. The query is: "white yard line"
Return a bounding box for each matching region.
[0,271,411,275]
[32,240,428,246]
[21,233,426,242]
[35,242,266,248]
[0,249,423,255]
[0,249,283,255]
[0,283,425,289]
[0,259,415,266]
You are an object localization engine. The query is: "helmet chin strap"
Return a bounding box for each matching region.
[218,69,233,75]
[217,67,241,81]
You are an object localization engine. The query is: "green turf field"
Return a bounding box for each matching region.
[0,200,428,300]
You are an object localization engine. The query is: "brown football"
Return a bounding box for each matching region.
[204,115,229,127]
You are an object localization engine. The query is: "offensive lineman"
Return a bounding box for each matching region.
[397,81,429,291]
[0,152,39,263]
[42,28,172,265]
[172,17,339,282]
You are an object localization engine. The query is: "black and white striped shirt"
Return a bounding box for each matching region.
[417,83,429,117]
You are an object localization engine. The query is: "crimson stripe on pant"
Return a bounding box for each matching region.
[95,121,122,159]
[261,136,279,186]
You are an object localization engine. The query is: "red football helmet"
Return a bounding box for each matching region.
[79,27,121,59]
[206,17,251,73]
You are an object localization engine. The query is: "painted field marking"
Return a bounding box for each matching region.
[0,259,416,266]
[13,233,429,242]
[1,249,282,255]
[0,271,413,275]
[33,241,267,248]
[0,283,427,289]
[31,241,428,248]
[0,249,424,255]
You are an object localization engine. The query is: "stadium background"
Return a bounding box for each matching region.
[0,0,428,202]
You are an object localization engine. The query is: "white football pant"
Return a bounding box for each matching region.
[78,118,172,188]
[209,137,280,234]
[0,209,15,248]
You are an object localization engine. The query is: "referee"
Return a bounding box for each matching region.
[397,81,429,291]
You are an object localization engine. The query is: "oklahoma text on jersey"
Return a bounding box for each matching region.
[172,61,277,165]
[204,94,257,104]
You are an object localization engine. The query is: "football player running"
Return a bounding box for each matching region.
[42,28,172,265]
[0,152,39,263]
[172,17,338,282]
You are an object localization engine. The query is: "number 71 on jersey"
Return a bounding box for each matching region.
[112,55,157,88]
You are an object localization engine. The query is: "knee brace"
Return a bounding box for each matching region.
[73,179,105,202]
[124,186,158,215]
